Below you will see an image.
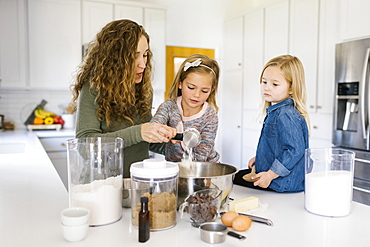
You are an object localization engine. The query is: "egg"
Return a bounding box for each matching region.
[231,215,252,231]
[221,211,239,227]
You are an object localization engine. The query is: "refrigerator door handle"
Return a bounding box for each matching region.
[360,48,370,141]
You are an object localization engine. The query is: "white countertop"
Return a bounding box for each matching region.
[1,130,370,247]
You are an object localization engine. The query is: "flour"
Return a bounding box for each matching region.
[181,147,196,176]
[305,170,352,217]
[70,175,123,226]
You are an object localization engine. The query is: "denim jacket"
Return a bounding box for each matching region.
[255,98,309,192]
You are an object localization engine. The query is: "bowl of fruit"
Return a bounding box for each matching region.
[24,100,65,130]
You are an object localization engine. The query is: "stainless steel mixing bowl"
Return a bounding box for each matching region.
[177,162,238,209]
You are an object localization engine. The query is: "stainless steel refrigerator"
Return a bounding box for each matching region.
[333,37,370,206]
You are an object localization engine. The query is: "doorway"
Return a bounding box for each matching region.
[165,46,215,100]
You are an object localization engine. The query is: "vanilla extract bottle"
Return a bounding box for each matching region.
[138,196,150,243]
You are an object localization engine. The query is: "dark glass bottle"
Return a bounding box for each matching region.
[138,196,150,243]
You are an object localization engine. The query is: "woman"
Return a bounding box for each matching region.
[72,19,176,177]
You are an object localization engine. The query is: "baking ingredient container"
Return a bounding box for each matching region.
[130,159,179,231]
[67,137,124,226]
[122,178,132,208]
[179,188,221,227]
[305,148,355,217]
[178,162,238,209]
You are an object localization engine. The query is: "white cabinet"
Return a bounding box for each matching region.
[222,0,342,164]
[144,8,166,105]
[114,4,143,24]
[0,0,27,89]
[339,0,370,40]
[223,17,243,70]
[242,8,264,166]
[310,0,340,142]
[316,0,339,115]
[243,8,264,111]
[264,0,289,61]
[28,0,81,90]
[40,136,73,190]
[289,0,319,113]
[220,16,243,168]
[81,1,166,106]
[82,1,113,44]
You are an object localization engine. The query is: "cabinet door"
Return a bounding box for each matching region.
[264,0,289,61]
[317,0,340,115]
[0,0,27,88]
[221,16,243,168]
[289,0,319,113]
[242,9,264,168]
[224,17,243,70]
[114,4,143,24]
[28,0,81,90]
[144,8,166,107]
[340,0,370,40]
[243,8,264,111]
[82,1,113,44]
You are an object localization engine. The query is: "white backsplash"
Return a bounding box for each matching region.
[0,90,165,130]
[0,90,73,129]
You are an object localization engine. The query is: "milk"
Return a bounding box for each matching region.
[305,170,353,217]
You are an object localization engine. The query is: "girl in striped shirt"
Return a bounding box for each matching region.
[151,54,220,162]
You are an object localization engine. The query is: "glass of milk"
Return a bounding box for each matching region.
[304,148,355,217]
[67,137,124,226]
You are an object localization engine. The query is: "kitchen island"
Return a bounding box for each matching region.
[1,131,370,247]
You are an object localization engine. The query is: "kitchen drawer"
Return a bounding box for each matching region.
[39,137,71,152]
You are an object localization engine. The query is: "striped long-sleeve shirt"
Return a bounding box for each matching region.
[151,96,220,162]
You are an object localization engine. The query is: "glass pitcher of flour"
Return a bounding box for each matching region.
[67,137,124,226]
[304,148,355,217]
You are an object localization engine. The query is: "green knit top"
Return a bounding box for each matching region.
[75,83,151,178]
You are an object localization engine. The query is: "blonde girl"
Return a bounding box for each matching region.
[234,55,309,192]
[151,54,220,162]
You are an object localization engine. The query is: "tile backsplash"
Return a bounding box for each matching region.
[0,90,73,129]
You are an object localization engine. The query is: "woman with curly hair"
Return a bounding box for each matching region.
[72,19,176,177]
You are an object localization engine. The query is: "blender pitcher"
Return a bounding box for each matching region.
[304,148,355,217]
[67,137,124,226]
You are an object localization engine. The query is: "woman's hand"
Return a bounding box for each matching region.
[252,170,279,188]
[141,123,177,143]
[248,156,256,169]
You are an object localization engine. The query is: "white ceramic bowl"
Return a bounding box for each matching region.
[61,207,90,226]
[61,222,89,242]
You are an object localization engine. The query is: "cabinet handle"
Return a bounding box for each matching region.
[313,126,318,129]
[310,105,315,109]
[316,105,322,109]
[61,143,66,147]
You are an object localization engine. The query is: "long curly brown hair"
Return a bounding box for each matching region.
[72,19,153,126]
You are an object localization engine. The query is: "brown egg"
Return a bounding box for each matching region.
[231,215,252,231]
[221,211,239,227]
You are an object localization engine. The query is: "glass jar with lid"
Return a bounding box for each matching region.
[130,159,179,231]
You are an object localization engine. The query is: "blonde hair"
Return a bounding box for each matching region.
[72,19,153,126]
[168,54,220,112]
[260,55,310,130]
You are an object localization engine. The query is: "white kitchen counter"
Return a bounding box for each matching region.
[1,130,370,247]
